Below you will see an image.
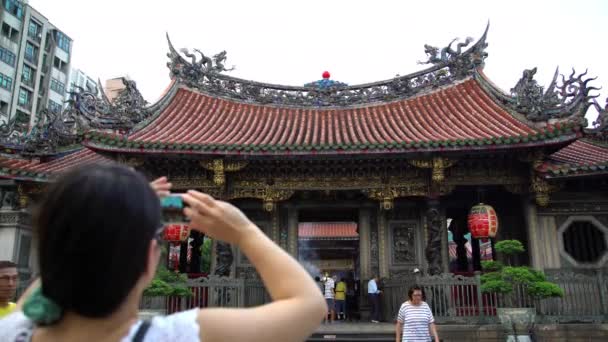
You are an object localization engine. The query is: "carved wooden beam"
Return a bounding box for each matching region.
[200,159,248,186]
[229,186,294,211]
[116,155,144,168]
[362,182,428,210]
[409,157,456,183]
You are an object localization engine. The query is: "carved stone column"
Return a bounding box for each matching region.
[287,207,299,258]
[213,241,235,277]
[358,207,371,282]
[425,200,445,275]
[377,209,389,279]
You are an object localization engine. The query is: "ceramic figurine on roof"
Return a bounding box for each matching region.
[0,76,150,156]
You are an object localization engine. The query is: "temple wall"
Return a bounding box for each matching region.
[533,190,608,271]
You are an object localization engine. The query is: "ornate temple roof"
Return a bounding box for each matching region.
[0,149,111,181]
[537,139,608,178]
[0,25,603,182]
[83,77,579,156]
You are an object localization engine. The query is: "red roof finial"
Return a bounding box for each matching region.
[322,71,330,79]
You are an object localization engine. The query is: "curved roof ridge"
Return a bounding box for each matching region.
[165,25,489,108]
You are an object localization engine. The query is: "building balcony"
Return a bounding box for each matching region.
[24,54,38,65]
[18,101,32,112]
[21,77,34,89]
[27,31,42,44]
[0,36,19,54]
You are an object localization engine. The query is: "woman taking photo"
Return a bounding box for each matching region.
[0,163,326,341]
[395,285,439,342]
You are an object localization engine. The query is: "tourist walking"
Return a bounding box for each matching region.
[395,285,439,342]
[368,275,382,323]
[0,164,326,342]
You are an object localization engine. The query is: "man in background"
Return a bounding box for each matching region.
[335,277,347,320]
[368,275,382,323]
[0,261,18,318]
[323,273,336,323]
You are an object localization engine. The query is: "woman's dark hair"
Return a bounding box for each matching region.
[36,163,161,318]
[407,285,426,301]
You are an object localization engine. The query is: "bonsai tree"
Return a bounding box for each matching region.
[480,240,563,306]
[144,245,192,298]
[143,266,192,298]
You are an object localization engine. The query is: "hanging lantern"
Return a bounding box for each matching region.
[162,224,191,242]
[467,203,498,240]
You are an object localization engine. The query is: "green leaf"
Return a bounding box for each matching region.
[495,240,525,255]
[481,260,504,272]
[481,279,512,294]
[527,281,564,299]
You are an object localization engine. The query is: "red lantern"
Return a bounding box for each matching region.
[162,224,190,242]
[467,203,498,240]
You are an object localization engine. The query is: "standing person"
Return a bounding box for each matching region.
[323,273,335,323]
[0,164,327,342]
[334,278,347,320]
[395,285,439,342]
[0,261,18,318]
[315,276,324,294]
[367,275,382,323]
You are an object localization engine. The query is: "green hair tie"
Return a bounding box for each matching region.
[23,287,62,325]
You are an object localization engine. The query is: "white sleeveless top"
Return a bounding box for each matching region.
[0,309,200,341]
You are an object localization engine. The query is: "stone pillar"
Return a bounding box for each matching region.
[271,207,280,244]
[378,209,389,279]
[287,207,298,258]
[358,207,371,282]
[522,195,540,269]
[425,200,445,275]
[441,208,449,273]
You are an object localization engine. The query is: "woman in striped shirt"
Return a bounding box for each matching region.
[395,285,439,342]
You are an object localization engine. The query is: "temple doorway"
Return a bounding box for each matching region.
[297,207,361,320]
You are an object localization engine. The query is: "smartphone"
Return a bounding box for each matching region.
[161,194,186,210]
[161,194,190,223]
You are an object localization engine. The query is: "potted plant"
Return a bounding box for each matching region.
[481,240,563,341]
[141,266,192,318]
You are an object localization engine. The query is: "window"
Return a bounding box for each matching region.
[18,88,29,106]
[0,100,8,116]
[15,110,30,132]
[0,72,12,90]
[54,31,71,52]
[27,20,41,41]
[50,78,65,94]
[21,64,32,84]
[24,42,38,63]
[0,46,16,66]
[563,221,606,263]
[3,0,24,20]
[558,216,608,268]
[17,233,31,268]
[48,100,62,113]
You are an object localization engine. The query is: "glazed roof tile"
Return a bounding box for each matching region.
[298,222,358,239]
[85,78,577,155]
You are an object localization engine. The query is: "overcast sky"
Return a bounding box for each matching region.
[29,0,608,123]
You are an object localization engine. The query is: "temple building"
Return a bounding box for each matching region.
[0,26,607,328]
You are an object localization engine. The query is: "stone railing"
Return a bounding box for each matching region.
[382,269,608,324]
[140,276,268,314]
